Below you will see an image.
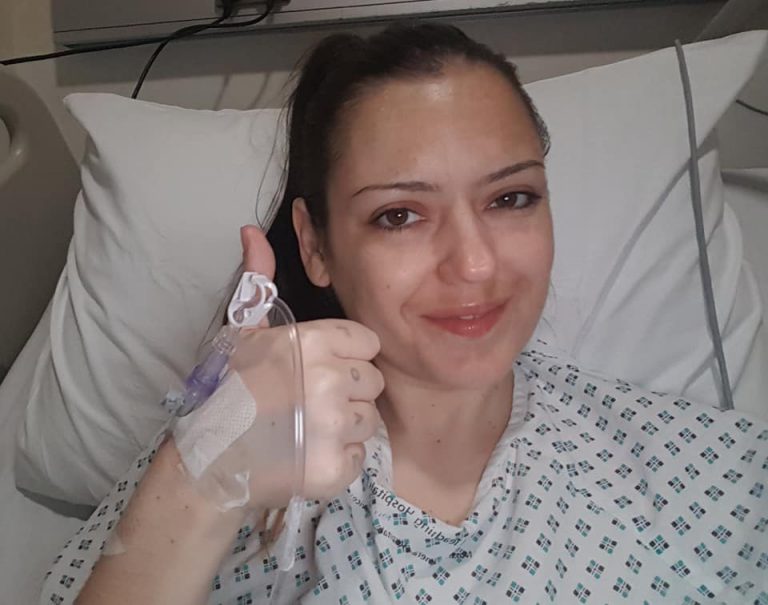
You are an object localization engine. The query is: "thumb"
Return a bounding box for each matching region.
[240,225,276,281]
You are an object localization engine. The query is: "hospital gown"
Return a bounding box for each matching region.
[41,341,768,604]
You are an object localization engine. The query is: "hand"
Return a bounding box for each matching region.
[235,317,384,504]
[237,225,384,504]
[174,226,384,510]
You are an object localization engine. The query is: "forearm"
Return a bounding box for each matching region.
[76,437,259,605]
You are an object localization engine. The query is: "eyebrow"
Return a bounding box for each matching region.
[481,160,545,185]
[351,159,545,197]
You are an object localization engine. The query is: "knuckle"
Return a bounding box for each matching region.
[367,402,382,423]
[305,443,363,499]
[306,362,341,393]
[322,408,347,434]
[305,395,345,433]
[359,413,378,441]
[343,320,380,348]
[298,325,321,353]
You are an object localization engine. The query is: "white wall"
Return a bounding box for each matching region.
[4,0,765,169]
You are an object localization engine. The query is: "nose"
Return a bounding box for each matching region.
[437,211,496,284]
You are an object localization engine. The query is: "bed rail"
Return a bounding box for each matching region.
[0,67,79,380]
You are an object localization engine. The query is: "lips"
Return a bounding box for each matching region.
[423,301,507,339]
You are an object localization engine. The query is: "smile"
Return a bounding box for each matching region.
[423,301,507,339]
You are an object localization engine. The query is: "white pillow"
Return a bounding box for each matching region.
[528,31,768,412]
[16,100,286,504]
[719,168,768,419]
[723,168,768,317]
[13,31,767,506]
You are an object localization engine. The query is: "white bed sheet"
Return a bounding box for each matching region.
[0,307,81,605]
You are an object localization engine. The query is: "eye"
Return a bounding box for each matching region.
[373,208,423,231]
[489,191,540,210]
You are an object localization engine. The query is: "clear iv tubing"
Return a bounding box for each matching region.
[167,324,239,417]
[268,298,307,605]
[270,296,307,572]
[186,297,307,508]
[164,290,306,597]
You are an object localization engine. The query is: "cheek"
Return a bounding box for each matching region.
[527,209,554,281]
[505,258,549,319]
[326,239,427,324]
[534,230,555,288]
[502,220,554,310]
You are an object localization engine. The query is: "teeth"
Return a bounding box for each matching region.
[458,315,479,320]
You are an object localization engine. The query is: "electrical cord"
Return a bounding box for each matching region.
[736,98,768,118]
[1,38,184,67]
[1,0,277,99]
[131,0,277,98]
[674,39,734,412]
[0,2,275,66]
[130,16,231,98]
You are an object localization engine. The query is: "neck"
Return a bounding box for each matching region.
[375,363,515,443]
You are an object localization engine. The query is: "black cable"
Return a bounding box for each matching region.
[674,40,734,412]
[1,0,277,77]
[131,0,276,98]
[216,0,277,28]
[130,15,232,99]
[1,38,175,66]
[736,98,768,118]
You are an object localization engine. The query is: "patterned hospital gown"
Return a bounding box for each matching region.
[41,341,768,604]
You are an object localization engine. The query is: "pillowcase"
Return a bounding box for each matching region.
[12,31,768,506]
[15,100,285,504]
[722,168,768,321]
[527,30,768,412]
[718,168,768,419]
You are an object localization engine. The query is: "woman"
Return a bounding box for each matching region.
[42,22,766,604]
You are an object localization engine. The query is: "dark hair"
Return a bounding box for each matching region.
[266,21,549,322]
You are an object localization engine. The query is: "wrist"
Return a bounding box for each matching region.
[78,438,262,605]
[121,438,259,548]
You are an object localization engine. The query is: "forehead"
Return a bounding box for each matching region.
[330,62,543,191]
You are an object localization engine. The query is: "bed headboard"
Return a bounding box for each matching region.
[0,67,80,381]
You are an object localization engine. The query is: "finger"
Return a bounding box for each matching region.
[240,225,276,280]
[341,400,380,444]
[343,442,366,483]
[303,442,365,499]
[341,360,385,402]
[302,320,381,361]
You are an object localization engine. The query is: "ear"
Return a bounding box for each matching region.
[292,198,331,288]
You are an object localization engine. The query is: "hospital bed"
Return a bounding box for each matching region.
[1,31,767,605]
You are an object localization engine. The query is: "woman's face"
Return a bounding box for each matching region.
[297,61,553,390]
